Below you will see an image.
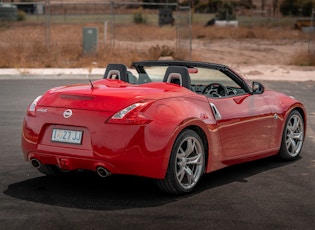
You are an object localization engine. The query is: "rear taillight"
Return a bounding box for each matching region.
[27,96,42,117]
[106,101,152,125]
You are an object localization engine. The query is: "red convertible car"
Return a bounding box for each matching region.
[21,60,306,194]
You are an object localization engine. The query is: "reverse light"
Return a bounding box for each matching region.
[106,101,152,125]
[27,95,42,116]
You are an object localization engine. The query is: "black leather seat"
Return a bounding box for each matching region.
[163,66,191,89]
[103,64,128,82]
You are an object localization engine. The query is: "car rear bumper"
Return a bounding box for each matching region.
[21,118,170,179]
[22,143,167,179]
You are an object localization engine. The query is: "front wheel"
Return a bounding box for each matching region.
[157,129,205,194]
[278,110,305,161]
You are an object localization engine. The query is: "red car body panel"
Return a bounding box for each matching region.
[22,80,214,178]
[21,61,307,181]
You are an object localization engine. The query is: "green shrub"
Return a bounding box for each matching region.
[216,2,236,20]
[302,1,315,16]
[280,0,315,16]
[133,11,147,24]
[17,10,26,21]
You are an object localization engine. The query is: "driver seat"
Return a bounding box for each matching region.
[163,66,191,89]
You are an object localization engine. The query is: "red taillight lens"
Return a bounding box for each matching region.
[27,96,42,117]
[106,101,152,125]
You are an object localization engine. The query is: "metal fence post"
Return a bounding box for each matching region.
[308,8,315,54]
[176,6,192,60]
[45,0,51,49]
[110,0,115,48]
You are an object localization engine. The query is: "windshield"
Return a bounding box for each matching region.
[129,62,250,97]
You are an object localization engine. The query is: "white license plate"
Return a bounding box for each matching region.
[51,129,83,145]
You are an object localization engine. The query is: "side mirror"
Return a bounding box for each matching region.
[252,81,264,94]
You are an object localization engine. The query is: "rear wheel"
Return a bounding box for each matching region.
[157,129,205,194]
[278,110,304,160]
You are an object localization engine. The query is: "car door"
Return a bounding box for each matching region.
[208,93,273,158]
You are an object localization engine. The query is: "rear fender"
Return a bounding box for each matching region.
[159,117,222,178]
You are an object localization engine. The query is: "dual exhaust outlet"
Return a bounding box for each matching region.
[96,166,112,178]
[30,158,111,178]
[31,158,41,168]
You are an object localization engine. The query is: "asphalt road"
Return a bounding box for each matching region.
[0,79,314,230]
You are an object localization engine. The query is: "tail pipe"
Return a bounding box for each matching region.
[96,166,112,178]
[31,158,41,168]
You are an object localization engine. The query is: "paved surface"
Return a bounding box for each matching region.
[0,79,314,230]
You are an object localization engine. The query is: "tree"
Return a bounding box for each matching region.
[216,2,236,20]
[301,1,314,16]
[280,0,300,16]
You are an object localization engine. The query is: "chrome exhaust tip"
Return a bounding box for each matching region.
[31,159,41,168]
[96,166,111,178]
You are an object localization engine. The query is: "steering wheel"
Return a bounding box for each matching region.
[202,83,228,97]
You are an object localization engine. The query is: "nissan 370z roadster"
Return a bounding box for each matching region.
[21,60,306,194]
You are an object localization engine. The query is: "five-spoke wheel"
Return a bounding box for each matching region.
[157,129,205,194]
[278,110,304,160]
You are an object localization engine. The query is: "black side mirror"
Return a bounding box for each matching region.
[252,82,264,94]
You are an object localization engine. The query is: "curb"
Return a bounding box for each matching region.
[0,68,104,80]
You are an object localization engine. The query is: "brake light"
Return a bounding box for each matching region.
[27,96,42,116]
[106,101,152,125]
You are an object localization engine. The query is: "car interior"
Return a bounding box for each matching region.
[103,63,247,97]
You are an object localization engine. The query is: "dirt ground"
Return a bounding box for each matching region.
[191,39,315,81]
[114,38,307,65]
[192,39,302,65]
[117,38,315,81]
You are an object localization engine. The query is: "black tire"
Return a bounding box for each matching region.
[37,164,69,176]
[278,110,304,161]
[157,129,205,194]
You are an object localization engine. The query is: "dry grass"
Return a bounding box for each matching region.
[0,23,177,68]
[0,22,312,68]
[192,25,306,40]
[289,49,315,66]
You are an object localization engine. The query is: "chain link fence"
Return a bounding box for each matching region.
[0,1,195,68]
[40,1,179,48]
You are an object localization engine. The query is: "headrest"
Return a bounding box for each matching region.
[163,66,191,89]
[103,64,128,82]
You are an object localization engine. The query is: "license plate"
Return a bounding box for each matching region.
[51,129,83,145]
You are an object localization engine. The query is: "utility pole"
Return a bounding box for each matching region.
[45,0,51,49]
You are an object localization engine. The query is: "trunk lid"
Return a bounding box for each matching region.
[37,79,192,112]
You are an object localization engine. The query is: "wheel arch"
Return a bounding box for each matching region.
[184,125,210,172]
[274,105,307,151]
[161,119,212,177]
[157,124,210,194]
[285,104,307,133]
[277,105,306,160]
[294,106,307,130]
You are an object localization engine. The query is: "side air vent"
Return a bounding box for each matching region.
[210,103,222,120]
